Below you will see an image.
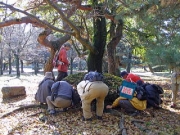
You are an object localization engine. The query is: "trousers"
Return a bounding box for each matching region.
[81,82,109,119]
[46,96,71,110]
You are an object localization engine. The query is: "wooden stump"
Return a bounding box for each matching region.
[1,86,26,100]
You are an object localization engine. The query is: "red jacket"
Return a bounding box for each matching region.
[126,73,144,83]
[57,47,69,72]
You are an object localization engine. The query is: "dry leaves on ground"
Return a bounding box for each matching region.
[0,74,180,135]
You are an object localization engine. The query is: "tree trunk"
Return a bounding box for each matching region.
[42,34,71,74]
[107,20,123,75]
[70,57,73,75]
[9,53,12,74]
[148,64,154,74]
[78,60,82,71]
[126,48,132,73]
[20,60,24,73]
[44,49,56,74]
[15,54,20,77]
[87,4,107,73]
[34,61,38,75]
[0,49,3,75]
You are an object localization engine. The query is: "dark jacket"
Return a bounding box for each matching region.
[144,84,162,108]
[35,78,54,103]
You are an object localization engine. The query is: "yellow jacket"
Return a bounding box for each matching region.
[112,96,147,110]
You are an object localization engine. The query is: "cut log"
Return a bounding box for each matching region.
[1,86,26,100]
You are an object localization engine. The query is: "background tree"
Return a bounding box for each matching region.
[0,0,123,74]
[0,0,179,74]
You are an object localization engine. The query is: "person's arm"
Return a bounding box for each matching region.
[77,81,84,96]
[106,97,125,109]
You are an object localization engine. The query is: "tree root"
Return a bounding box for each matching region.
[131,119,151,133]
[0,104,42,118]
[119,115,127,135]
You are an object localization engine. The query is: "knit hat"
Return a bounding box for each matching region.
[120,71,128,77]
[45,72,53,79]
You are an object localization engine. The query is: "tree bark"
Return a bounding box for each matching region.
[0,49,3,75]
[148,64,154,74]
[107,20,123,75]
[8,53,12,74]
[126,48,132,73]
[87,4,107,73]
[20,60,24,73]
[14,53,20,77]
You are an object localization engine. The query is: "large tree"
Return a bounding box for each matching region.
[0,0,122,74]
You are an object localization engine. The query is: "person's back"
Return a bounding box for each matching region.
[144,84,162,109]
[126,73,143,83]
[56,81,73,99]
[120,71,144,83]
[57,47,69,72]
[35,72,54,104]
[46,80,73,115]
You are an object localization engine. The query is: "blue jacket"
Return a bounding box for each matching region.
[51,81,73,99]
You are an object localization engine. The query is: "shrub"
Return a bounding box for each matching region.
[63,72,123,104]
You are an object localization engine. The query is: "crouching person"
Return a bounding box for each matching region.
[46,81,73,115]
[77,80,109,121]
[106,96,147,116]
[35,72,54,105]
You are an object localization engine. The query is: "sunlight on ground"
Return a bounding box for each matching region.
[0,69,180,135]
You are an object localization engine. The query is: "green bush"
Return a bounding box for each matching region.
[63,72,123,104]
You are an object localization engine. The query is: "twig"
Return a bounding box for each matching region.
[131,119,145,123]
[27,111,43,117]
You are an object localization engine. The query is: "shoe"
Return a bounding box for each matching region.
[82,116,92,121]
[49,109,56,115]
[96,116,103,120]
[170,104,176,108]
[63,108,67,112]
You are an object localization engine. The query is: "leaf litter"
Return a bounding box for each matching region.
[0,74,180,135]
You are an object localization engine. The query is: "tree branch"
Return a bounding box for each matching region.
[0,2,73,35]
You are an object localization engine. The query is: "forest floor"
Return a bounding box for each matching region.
[0,69,180,135]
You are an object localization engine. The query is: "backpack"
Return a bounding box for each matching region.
[53,50,60,68]
[51,82,60,101]
[135,85,147,100]
[72,89,81,106]
[151,84,164,94]
[144,83,163,109]
[83,71,103,82]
